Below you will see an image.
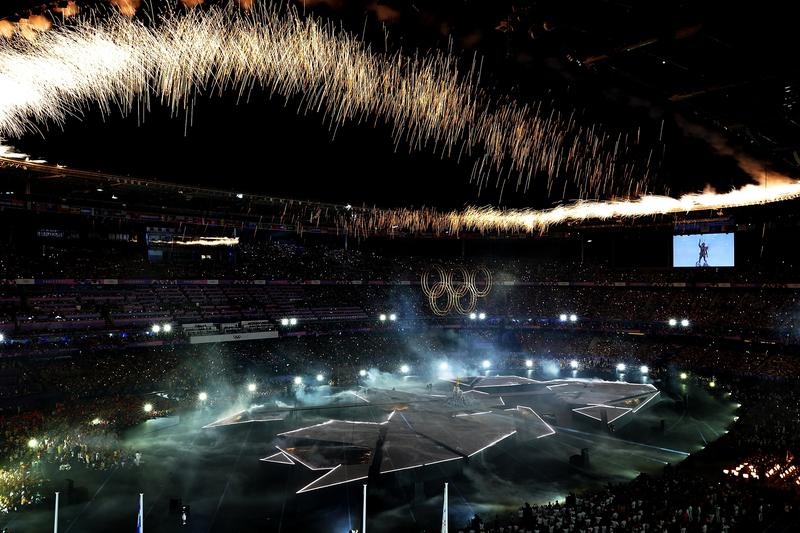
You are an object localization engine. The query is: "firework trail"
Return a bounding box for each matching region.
[1,1,797,237]
[0,1,650,200]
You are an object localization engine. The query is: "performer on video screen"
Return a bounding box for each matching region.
[697,239,709,267]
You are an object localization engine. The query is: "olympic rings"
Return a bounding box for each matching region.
[420,266,492,316]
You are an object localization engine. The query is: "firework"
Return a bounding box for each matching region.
[2,150,798,236]
[0,2,649,200]
[1,2,796,237]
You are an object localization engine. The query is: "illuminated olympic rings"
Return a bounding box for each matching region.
[420,266,492,316]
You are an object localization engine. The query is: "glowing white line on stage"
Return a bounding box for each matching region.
[386,410,396,421]
[554,425,691,456]
[454,411,493,417]
[472,375,538,388]
[546,383,571,389]
[202,416,284,428]
[467,430,517,457]
[572,404,633,424]
[201,409,247,429]
[261,451,295,465]
[498,396,505,406]
[514,405,556,438]
[463,389,490,395]
[380,456,462,474]
[474,383,529,388]
[347,390,370,403]
[274,445,336,472]
[632,391,661,413]
[296,465,370,494]
[277,419,335,436]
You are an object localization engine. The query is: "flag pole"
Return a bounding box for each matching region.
[53,491,59,533]
[441,482,448,533]
[362,483,367,533]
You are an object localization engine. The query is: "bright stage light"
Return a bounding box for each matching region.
[198,392,208,401]
[680,319,690,327]
[439,362,449,371]
[481,360,491,369]
[679,372,688,380]
[640,365,649,374]
[151,324,161,334]
[478,312,486,320]
[294,376,303,385]
[400,364,410,374]
[525,359,533,368]
[316,374,324,382]
[616,363,626,372]
[359,369,367,377]
[247,383,257,392]
[91,418,102,426]
[469,312,477,320]
[28,438,39,449]
[143,403,153,413]
[569,314,577,322]
[709,380,716,388]
[559,314,567,322]
[570,360,579,370]
[668,318,677,327]
[379,314,387,322]
[280,318,289,326]
[162,323,172,333]
[289,318,298,326]
[389,313,397,321]
[0,333,4,342]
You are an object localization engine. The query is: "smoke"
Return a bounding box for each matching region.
[367,2,401,23]
[675,115,793,187]
[0,140,32,159]
[0,20,14,39]
[54,1,81,18]
[17,15,53,40]
[110,0,142,17]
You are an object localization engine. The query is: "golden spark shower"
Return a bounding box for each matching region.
[0,1,647,200]
[1,1,798,236]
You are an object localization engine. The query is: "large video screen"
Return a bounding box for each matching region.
[673,233,735,267]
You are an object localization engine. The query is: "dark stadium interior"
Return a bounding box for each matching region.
[2,1,800,533]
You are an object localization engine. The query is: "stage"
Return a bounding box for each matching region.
[1,373,738,533]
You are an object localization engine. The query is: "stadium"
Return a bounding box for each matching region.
[1,1,799,532]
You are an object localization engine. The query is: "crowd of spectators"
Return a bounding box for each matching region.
[3,240,800,284]
[1,327,799,529]
[0,395,160,514]
[461,472,786,532]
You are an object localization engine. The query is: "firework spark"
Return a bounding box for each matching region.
[0,2,797,237]
[2,152,799,236]
[0,2,649,200]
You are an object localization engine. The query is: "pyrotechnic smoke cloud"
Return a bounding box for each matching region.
[110,0,141,17]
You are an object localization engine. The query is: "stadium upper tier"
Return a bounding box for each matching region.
[1,277,798,343]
